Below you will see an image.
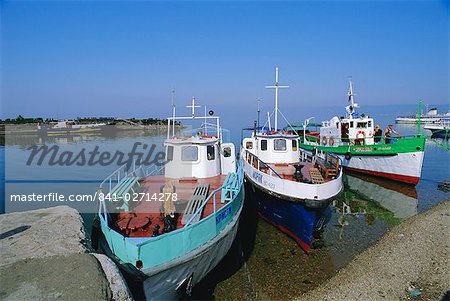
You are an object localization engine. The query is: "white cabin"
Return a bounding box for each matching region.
[320,115,375,146]
[242,133,299,164]
[164,98,236,179]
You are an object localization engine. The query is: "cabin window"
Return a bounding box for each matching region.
[166,146,174,161]
[292,140,297,151]
[181,146,198,161]
[368,121,372,127]
[246,141,253,149]
[207,145,215,161]
[223,146,232,157]
[357,122,367,128]
[350,121,354,128]
[261,139,267,151]
[274,139,287,151]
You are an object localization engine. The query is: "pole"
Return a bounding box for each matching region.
[417,99,422,136]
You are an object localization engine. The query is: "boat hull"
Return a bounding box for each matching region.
[141,191,243,300]
[246,178,326,254]
[338,151,424,185]
[300,137,425,185]
[429,129,450,139]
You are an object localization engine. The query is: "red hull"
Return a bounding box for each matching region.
[345,166,420,185]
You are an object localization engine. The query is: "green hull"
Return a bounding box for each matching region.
[299,136,426,156]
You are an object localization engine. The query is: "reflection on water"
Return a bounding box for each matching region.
[2,124,449,300]
[211,172,424,300]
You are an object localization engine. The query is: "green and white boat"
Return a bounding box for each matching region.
[92,99,244,300]
[299,79,426,185]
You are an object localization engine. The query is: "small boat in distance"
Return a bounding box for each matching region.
[37,120,107,135]
[298,78,426,185]
[424,119,450,139]
[241,67,343,254]
[93,98,244,300]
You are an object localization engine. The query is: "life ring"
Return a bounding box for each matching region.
[329,137,335,146]
[322,137,327,145]
[356,131,366,139]
[345,152,352,160]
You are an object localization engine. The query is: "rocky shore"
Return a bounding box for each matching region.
[0,206,133,301]
[296,200,450,301]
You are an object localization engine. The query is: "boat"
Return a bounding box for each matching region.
[298,78,426,185]
[396,107,450,124]
[424,119,450,139]
[241,67,343,254]
[92,99,244,300]
[37,120,108,135]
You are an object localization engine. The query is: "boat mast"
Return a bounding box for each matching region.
[171,89,176,137]
[257,98,261,128]
[346,77,358,119]
[266,66,289,132]
[186,97,200,118]
[417,99,422,136]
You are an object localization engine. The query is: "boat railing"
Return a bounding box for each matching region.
[302,133,423,146]
[243,149,283,179]
[184,160,244,227]
[98,161,164,196]
[99,162,136,194]
[98,159,244,228]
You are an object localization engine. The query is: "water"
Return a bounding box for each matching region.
[1,103,449,300]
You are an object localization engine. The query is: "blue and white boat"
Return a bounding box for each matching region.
[93,99,244,300]
[241,67,343,253]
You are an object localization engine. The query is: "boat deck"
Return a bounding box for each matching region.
[269,162,314,182]
[110,174,227,238]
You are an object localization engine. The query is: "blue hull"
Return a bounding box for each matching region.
[247,181,326,253]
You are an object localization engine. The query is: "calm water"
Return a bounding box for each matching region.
[1,103,449,300]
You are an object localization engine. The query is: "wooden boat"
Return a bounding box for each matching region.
[93,99,244,300]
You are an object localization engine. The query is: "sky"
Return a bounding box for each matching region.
[1,0,449,120]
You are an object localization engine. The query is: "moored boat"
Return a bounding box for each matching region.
[93,99,244,300]
[37,120,108,135]
[298,78,426,185]
[396,108,450,124]
[241,67,343,254]
[424,119,450,139]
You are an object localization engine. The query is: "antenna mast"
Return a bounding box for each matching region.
[171,89,176,136]
[266,66,289,132]
[257,98,261,128]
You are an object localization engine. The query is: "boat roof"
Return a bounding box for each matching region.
[165,135,218,144]
[254,133,298,138]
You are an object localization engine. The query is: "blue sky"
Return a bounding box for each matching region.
[1,0,449,119]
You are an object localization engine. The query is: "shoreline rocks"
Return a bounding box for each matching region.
[0,206,133,301]
[296,200,450,301]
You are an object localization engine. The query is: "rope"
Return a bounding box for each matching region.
[277,109,298,134]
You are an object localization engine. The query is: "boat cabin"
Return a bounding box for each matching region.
[164,136,236,179]
[319,115,375,146]
[242,133,299,164]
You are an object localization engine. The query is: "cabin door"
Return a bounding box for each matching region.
[220,143,236,174]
